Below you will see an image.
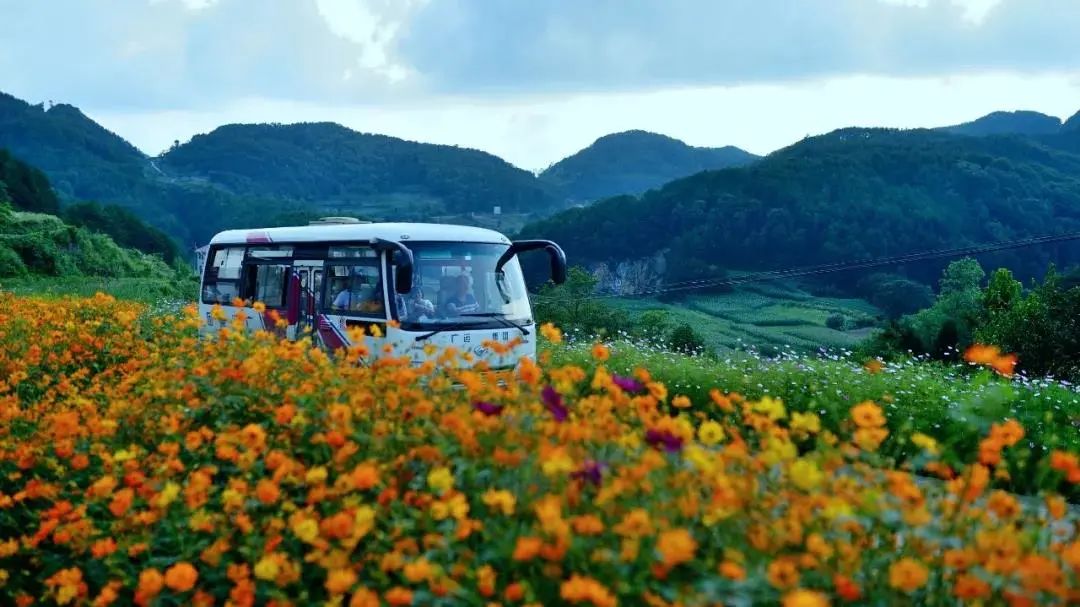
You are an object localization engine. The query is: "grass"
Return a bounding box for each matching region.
[546,338,1080,499]
[0,275,197,304]
[609,280,883,353]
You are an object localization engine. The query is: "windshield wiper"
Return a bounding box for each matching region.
[460,313,532,336]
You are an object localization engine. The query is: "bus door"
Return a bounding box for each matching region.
[291,260,323,338]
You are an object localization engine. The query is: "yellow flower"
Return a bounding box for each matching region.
[292,518,319,543]
[789,459,824,491]
[851,401,886,429]
[541,450,575,477]
[154,482,181,509]
[752,396,786,421]
[698,420,725,445]
[427,466,454,495]
[305,466,329,485]
[254,556,280,581]
[482,489,516,515]
[911,432,939,455]
[790,412,821,435]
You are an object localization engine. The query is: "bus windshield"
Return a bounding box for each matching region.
[397,242,532,329]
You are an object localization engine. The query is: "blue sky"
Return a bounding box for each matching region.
[1,0,1079,169]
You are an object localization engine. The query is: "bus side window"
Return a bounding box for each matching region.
[245,264,289,308]
[202,246,244,304]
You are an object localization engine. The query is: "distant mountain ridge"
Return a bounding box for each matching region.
[519,126,1080,292]
[158,122,560,216]
[539,130,758,203]
[0,90,761,243]
[938,109,1080,137]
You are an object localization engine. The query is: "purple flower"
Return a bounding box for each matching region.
[572,460,605,486]
[542,385,568,422]
[645,428,684,453]
[611,374,644,393]
[473,401,505,417]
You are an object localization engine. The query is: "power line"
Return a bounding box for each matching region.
[537,231,1080,301]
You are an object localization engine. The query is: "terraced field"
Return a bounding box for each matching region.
[610,280,884,352]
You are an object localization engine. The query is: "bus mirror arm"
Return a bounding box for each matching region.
[374,238,415,295]
[496,240,567,285]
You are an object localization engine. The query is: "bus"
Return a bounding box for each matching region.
[198,219,567,369]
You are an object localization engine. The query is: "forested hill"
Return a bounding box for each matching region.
[158,122,560,215]
[939,110,1066,136]
[539,130,758,203]
[518,127,1080,288]
[0,93,148,203]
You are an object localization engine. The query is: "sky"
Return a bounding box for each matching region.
[1,0,1079,171]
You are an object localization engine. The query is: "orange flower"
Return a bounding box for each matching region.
[850,401,886,429]
[782,589,830,607]
[953,573,991,600]
[863,359,884,374]
[964,344,1017,377]
[255,479,280,504]
[325,568,358,595]
[656,528,697,568]
[385,587,414,606]
[768,559,800,589]
[136,569,164,600]
[888,558,928,593]
[591,343,610,362]
[351,462,380,490]
[164,562,198,592]
[513,536,543,561]
[108,488,134,517]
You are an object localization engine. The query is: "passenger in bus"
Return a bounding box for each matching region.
[404,286,436,319]
[441,274,479,316]
[331,271,384,314]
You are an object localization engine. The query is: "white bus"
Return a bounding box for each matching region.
[198,219,567,369]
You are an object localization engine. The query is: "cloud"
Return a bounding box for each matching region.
[0,0,410,108]
[1,0,1078,110]
[394,0,1080,94]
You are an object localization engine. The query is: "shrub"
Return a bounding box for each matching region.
[825,313,846,330]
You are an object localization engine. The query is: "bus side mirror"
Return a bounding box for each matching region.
[374,238,415,295]
[497,240,567,285]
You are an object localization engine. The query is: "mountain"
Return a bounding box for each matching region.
[939,110,1064,137]
[159,122,562,217]
[519,127,1080,291]
[539,130,758,203]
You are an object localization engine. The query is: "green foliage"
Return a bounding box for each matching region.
[63,201,180,263]
[975,267,1080,379]
[0,206,181,285]
[825,313,846,330]
[520,128,1080,289]
[0,147,59,214]
[160,122,560,216]
[0,243,27,277]
[857,273,934,317]
[867,260,1080,380]
[533,267,630,338]
[668,323,706,354]
[539,130,757,203]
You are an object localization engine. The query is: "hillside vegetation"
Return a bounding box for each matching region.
[539,130,757,203]
[160,122,561,216]
[0,147,193,298]
[520,127,1080,289]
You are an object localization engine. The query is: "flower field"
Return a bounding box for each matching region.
[2,293,1080,605]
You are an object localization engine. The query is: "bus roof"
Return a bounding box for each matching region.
[208,222,513,246]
